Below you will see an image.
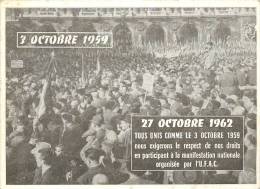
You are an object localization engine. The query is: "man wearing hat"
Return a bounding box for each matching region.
[91,91,105,108]
[57,113,83,157]
[92,173,109,184]
[81,114,104,150]
[191,99,203,116]
[247,65,256,86]
[77,148,110,184]
[80,104,97,131]
[175,94,192,116]
[219,66,239,96]
[78,147,129,184]
[226,96,245,116]
[235,64,247,87]
[6,116,26,147]
[244,133,256,171]
[203,41,215,68]
[6,121,35,184]
[116,115,131,159]
[31,142,58,184]
[102,100,119,130]
[242,91,256,114]
[6,100,20,133]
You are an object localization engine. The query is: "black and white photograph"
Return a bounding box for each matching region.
[2,4,258,186]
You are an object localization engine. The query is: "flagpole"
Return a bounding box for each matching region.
[32,50,55,141]
[143,90,148,105]
[81,52,85,86]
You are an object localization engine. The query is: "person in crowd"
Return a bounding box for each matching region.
[31,142,58,184]
[103,100,119,130]
[219,66,239,96]
[244,133,256,171]
[203,41,216,70]
[238,133,256,184]
[52,145,70,184]
[58,113,83,157]
[246,115,256,134]
[77,148,110,184]
[235,64,247,87]
[122,161,157,184]
[247,64,256,86]
[6,120,35,184]
[226,96,245,115]
[117,115,131,160]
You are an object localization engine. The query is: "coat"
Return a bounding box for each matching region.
[219,72,238,95]
[33,167,58,184]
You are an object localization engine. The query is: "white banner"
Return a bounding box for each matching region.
[142,72,154,93]
[11,60,23,68]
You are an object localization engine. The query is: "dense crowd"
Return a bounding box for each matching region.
[6,41,256,184]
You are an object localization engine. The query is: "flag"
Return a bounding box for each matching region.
[36,52,55,120]
[204,49,216,70]
[31,53,55,140]
[96,54,101,74]
[81,53,85,86]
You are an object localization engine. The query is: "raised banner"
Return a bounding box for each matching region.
[10,60,23,68]
[142,72,154,93]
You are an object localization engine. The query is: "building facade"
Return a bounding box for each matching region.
[6,8,256,46]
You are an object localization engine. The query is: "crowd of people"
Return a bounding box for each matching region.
[6,39,257,184]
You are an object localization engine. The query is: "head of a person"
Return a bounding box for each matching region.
[167,92,177,106]
[223,66,232,73]
[71,100,79,110]
[16,115,26,130]
[85,93,93,104]
[112,88,120,98]
[119,85,128,95]
[211,100,221,111]
[105,90,113,100]
[36,148,54,167]
[226,97,237,109]
[91,91,99,99]
[61,113,73,126]
[77,91,84,102]
[131,81,139,90]
[247,113,256,121]
[36,116,49,132]
[191,100,203,115]
[71,89,77,98]
[92,173,109,184]
[16,124,24,133]
[9,100,18,110]
[90,114,103,131]
[31,142,52,167]
[244,133,256,149]
[205,41,214,52]
[84,148,106,168]
[118,117,131,131]
[78,102,86,113]
[98,87,106,99]
[103,100,116,112]
[180,94,190,107]
[55,144,64,156]
[64,90,71,98]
